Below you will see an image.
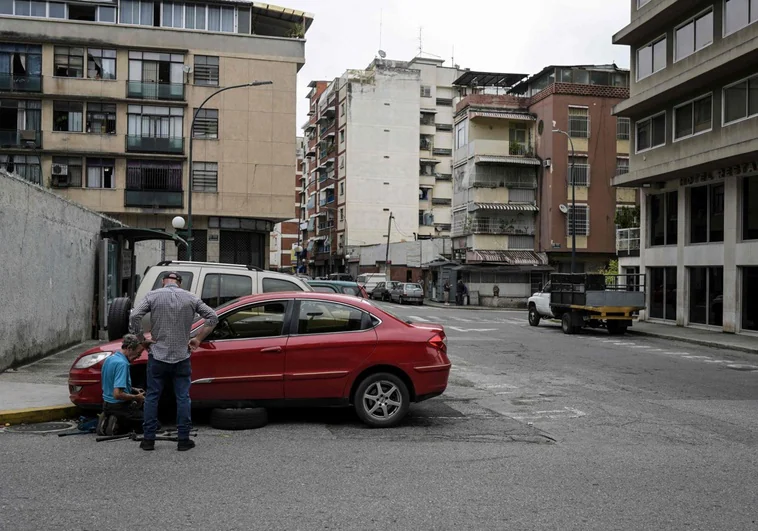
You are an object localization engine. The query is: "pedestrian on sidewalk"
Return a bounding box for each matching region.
[129,271,218,452]
[456,279,467,306]
[443,280,451,306]
[98,334,152,435]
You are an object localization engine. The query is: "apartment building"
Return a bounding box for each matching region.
[269,136,304,272]
[613,0,758,334]
[298,56,462,277]
[0,0,310,268]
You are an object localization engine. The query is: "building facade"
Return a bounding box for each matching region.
[0,1,310,268]
[269,136,304,272]
[613,0,758,334]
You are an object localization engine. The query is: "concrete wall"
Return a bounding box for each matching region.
[0,170,112,370]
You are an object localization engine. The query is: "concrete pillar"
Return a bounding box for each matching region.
[207,228,220,262]
[676,185,686,327]
[722,177,739,333]
[639,189,648,321]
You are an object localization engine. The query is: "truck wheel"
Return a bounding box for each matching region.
[107,297,132,341]
[561,313,575,335]
[210,407,268,430]
[528,306,541,327]
[607,321,628,336]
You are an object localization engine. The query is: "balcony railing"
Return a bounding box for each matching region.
[436,173,452,181]
[616,164,630,177]
[126,165,183,208]
[124,190,183,208]
[433,148,452,157]
[126,136,184,154]
[470,219,536,235]
[319,196,335,207]
[617,227,640,253]
[435,123,453,131]
[0,73,42,93]
[0,129,42,148]
[126,81,185,101]
[569,163,590,187]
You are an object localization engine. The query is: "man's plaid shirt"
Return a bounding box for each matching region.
[129,284,218,364]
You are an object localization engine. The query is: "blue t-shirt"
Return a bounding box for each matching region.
[101,351,132,404]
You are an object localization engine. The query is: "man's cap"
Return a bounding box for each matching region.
[121,333,155,350]
[164,271,183,282]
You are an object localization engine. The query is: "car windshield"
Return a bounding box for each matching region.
[406,284,422,292]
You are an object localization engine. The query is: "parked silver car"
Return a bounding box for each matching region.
[390,283,424,305]
[371,281,401,301]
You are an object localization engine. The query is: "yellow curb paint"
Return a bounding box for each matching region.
[0,405,78,426]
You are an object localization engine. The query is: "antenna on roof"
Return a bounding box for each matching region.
[418,26,423,55]
[451,45,454,68]
[379,8,383,50]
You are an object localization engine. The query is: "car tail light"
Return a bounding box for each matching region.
[428,332,447,354]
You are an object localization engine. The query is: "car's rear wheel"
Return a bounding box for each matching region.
[210,407,268,430]
[561,313,575,335]
[107,297,132,341]
[528,305,541,327]
[354,373,409,428]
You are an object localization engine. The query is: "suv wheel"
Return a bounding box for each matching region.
[107,297,132,341]
[354,373,409,428]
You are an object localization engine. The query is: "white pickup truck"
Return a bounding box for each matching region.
[527,282,554,326]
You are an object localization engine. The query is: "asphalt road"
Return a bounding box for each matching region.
[3,303,758,530]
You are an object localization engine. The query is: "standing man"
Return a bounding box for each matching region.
[456,279,466,306]
[98,334,152,435]
[129,272,218,452]
[443,280,451,306]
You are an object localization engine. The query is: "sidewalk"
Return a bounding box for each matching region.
[628,321,758,355]
[0,340,102,425]
[424,300,524,312]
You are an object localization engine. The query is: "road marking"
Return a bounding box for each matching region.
[628,345,651,349]
[448,316,474,323]
[512,407,587,421]
[448,326,498,333]
[505,319,526,325]
[408,315,431,322]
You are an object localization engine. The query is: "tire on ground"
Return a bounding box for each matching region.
[210,407,268,430]
[561,312,575,335]
[353,372,410,428]
[528,305,541,327]
[107,297,132,341]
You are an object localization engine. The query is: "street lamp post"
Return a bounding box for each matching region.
[552,124,576,273]
[186,80,273,260]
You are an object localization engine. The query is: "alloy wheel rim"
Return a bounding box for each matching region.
[363,381,402,420]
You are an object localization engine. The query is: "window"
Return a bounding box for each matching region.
[86,158,114,188]
[339,129,345,144]
[192,108,218,138]
[0,154,40,184]
[724,0,758,36]
[689,183,724,243]
[30,0,44,16]
[674,94,712,140]
[193,55,219,85]
[675,9,713,61]
[68,2,96,20]
[567,205,589,236]
[86,103,116,134]
[689,267,723,326]
[151,271,194,290]
[636,112,666,152]
[48,2,65,17]
[127,104,184,138]
[724,74,758,124]
[119,0,154,25]
[616,158,629,176]
[87,49,116,80]
[569,156,590,187]
[617,117,630,140]
[638,0,652,7]
[339,182,345,196]
[192,162,218,192]
[743,267,758,331]
[207,5,234,32]
[649,267,677,320]
[184,3,206,29]
[455,121,467,149]
[98,5,116,22]
[262,278,304,293]
[210,302,287,340]
[296,300,366,335]
[162,1,184,28]
[54,46,84,78]
[339,207,344,221]
[420,85,431,98]
[237,6,250,33]
[637,36,666,80]
[52,156,83,186]
[53,101,84,132]
[744,177,758,240]
[201,274,253,307]
[649,191,678,246]
[340,102,345,116]
[568,107,589,138]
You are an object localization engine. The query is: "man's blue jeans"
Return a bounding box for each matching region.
[143,356,192,440]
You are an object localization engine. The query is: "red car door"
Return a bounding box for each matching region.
[284,299,378,399]
[190,300,292,402]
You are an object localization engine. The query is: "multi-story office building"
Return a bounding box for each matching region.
[613,0,758,334]
[0,0,311,268]
[299,56,462,277]
[269,136,304,272]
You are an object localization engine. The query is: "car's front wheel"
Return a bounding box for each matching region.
[354,373,410,428]
[528,305,541,327]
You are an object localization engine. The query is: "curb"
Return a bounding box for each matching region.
[626,329,758,355]
[0,405,78,426]
[423,302,525,312]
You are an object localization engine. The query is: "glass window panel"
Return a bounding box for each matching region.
[207,5,219,30]
[744,177,758,240]
[637,46,652,79]
[653,39,666,71]
[674,102,693,138]
[215,303,287,340]
[196,4,204,28]
[184,3,194,28]
[710,183,725,242]
[201,274,252,307]
[690,186,708,243]
[0,0,12,14]
[173,2,182,27]
[725,0,749,35]
[676,21,694,60]
[664,267,677,321]
[748,77,758,116]
[689,267,707,324]
[695,11,713,50]
[220,6,233,31]
[14,0,30,16]
[297,300,364,335]
[693,96,712,133]
[652,113,666,147]
[162,1,172,26]
[237,6,249,33]
[709,267,724,326]
[140,1,153,25]
[98,5,115,22]
[753,0,758,22]
[666,190,678,245]
[649,268,664,319]
[725,81,748,123]
[29,0,44,16]
[743,267,758,331]
[650,194,664,246]
[637,119,650,151]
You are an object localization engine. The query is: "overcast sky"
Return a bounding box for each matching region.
[286,0,632,129]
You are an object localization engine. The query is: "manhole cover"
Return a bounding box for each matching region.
[726,364,758,371]
[5,421,75,434]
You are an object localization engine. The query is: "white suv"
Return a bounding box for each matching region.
[107,261,311,340]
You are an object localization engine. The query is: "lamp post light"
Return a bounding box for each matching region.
[186,80,273,260]
[552,121,577,274]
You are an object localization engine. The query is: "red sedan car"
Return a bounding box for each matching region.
[69,292,450,428]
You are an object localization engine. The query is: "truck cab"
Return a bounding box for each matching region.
[527,282,554,325]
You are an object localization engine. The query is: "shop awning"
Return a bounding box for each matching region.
[420,108,438,114]
[464,250,549,266]
[470,111,535,121]
[470,203,539,212]
[475,155,541,166]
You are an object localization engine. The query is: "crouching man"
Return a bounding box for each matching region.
[98,334,152,435]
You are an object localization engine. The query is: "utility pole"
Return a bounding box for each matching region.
[385,211,393,282]
[552,126,577,273]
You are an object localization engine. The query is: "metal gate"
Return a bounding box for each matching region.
[178,230,207,261]
[220,230,264,268]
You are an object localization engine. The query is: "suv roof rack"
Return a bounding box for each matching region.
[156,260,264,272]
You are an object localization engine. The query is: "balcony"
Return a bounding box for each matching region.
[0,129,42,148]
[469,218,536,236]
[126,81,185,101]
[126,136,184,154]
[0,73,42,93]
[125,166,183,208]
[617,227,640,256]
[616,164,629,177]
[319,195,335,207]
[433,148,452,157]
[124,190,183,208]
